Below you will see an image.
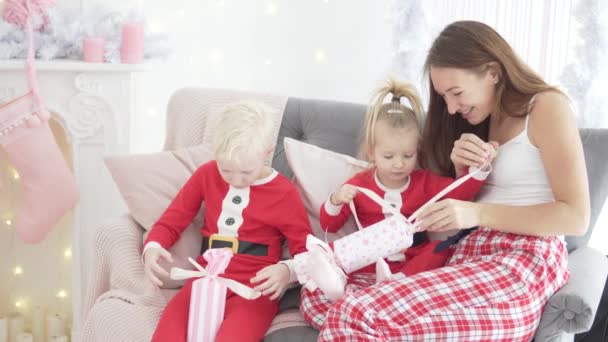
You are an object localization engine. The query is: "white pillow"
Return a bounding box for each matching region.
[283,137,369,243]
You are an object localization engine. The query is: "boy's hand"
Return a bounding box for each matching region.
[143,246,173,287]
[330,184,359,206]
[250,263,291,300]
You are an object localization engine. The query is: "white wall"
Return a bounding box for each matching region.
[73,0,394,153]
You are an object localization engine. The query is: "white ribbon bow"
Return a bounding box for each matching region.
[170,257,261,300]
[302,235,347,288]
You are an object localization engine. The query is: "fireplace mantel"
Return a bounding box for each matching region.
[0,59,150,72]
[0,59,147,342]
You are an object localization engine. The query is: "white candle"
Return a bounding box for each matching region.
[45,314,64,342]
[0,316,7,342]
[48,336,67,342]
[7,313,24,342]
[31,306,44,342]
[16,332,32,342]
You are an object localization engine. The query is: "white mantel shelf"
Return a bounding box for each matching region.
[0,59,152,72]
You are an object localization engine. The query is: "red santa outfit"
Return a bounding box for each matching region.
[300,167,489,330]
[144,160,311,342]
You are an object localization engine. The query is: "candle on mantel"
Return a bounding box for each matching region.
[16,332,32,342]
[49,336,68,342]
[8,313,24,342]
[45,314,64,342]
[31,306,44,342]
[120,22,144,64]
[0,316,7,342]
[82,37,105,63]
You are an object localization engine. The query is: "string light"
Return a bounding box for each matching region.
[14,265,23,275]
[314,49,327,63]
[208,49,224,65]
[64,248,72,259]
[5,218,12,227]
[12,169,19,180]
[265,1,278,15]
[264,59,272,66]
[57,290,68,299]
[146,108,159,118]
[149,19,167,33]
[14,298,27,309]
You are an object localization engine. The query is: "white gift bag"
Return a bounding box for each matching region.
[333,187,415,273]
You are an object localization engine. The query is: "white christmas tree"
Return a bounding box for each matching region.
[559,0,608,128]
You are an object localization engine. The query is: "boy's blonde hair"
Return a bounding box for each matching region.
[361,78,424,158]
[212,101,275,164]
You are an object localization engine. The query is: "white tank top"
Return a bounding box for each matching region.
[476,115,555,206]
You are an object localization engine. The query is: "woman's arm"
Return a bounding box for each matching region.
[478,91,590,236]
[419,92,590,237]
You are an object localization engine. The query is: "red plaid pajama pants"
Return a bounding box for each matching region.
[307,228,569,341]
[300,273,377,330]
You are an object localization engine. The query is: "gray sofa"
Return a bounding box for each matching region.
[84,88,608,341]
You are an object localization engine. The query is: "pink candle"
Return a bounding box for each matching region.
[83,37,105,63]
[120,22,144,64]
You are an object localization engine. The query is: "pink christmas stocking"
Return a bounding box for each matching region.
[1,122,79,243]
[0,1,78,243]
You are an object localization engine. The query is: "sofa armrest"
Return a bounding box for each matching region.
[82,214,146,322]
[534,246,608,341]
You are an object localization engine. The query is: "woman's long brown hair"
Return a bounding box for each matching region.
[422,21,561,177]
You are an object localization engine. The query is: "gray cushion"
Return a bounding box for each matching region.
[273,97,366,179]
[565,129,608,251]
[535,247,608,341]
[264,289,318,342]
[264,325,319,342]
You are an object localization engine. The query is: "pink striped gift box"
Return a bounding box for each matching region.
[170,248,261,342]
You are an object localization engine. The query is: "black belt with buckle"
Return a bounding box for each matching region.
[202,234,269,256]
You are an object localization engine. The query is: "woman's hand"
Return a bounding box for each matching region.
[330,184,359,206]
[415,199,482,232]
[143,246,173,287]
[451,133,499,178]
[250,263,291,300]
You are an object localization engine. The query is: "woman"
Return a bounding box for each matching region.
[318,20,590,341]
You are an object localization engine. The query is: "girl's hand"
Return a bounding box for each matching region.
[143,246,173,287]
[250,263,291,300]
[451,133,499,177]
[415,199,481,232]
[330,184,359,206]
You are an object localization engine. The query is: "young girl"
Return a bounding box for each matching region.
[143,101,311,342]
[298,79,496,329]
